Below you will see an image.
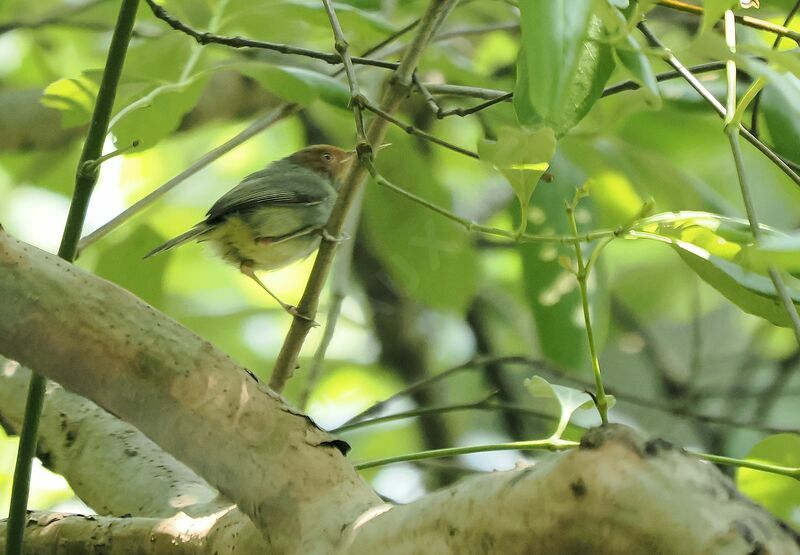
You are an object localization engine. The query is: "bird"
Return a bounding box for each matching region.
[144,144,354,320]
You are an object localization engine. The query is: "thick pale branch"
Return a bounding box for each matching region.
[0,230,382,554]
[342,426,800,554]
[0,360,225,517]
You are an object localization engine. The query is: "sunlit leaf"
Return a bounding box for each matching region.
[478,126,556,230]
[524,375,595,438]
[41,73,101,128]
[632,211,800,327]
[743,233,800,273]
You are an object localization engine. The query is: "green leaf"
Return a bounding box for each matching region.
[235,62,349,108]
[478,126,556,229]
[41,73,100,128]
[701,0,737,34]
[514,1,615,136]
[737,434,800,530]
[362,132,478,313]
[111,76,209,150]
[614,33,662,109]
[95,225,169,309]
[633,211,800,327]
[524,375,600,438]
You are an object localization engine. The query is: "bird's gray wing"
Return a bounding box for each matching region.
[205,163,330,222]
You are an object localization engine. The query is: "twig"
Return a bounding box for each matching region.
[354,437,577,470]
[269,0,462,392]
[362,102,479,158]
[4,3,140,554]
[332,397,563,435]
[321,0,368,144]
[421,62,735,119]
[636,22,800,187]
[657,0,800,44]
[602,61,728,97]
[692,452,800,480]
[144,0,398,71]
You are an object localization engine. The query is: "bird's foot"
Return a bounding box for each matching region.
[319,229,349,243]
[283,304,319,327]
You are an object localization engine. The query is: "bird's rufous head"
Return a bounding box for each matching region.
[287,144,354,184]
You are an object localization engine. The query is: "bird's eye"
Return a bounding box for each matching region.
[322,152,333,161]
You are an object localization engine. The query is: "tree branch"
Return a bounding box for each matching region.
[0,230,382,553]
[342,426,800,553]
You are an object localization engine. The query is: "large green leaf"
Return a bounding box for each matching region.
[514,1,615,135]
[737,434,800,531]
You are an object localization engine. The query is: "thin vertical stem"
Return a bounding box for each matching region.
[566,203,609,424]
[5,2,140,553]
[722,11,800,346]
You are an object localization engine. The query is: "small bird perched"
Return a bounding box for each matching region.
[145,144,353,319]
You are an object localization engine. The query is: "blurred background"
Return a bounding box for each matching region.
[0,0,798,526]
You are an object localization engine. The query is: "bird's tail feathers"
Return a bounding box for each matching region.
[143,224,210,259]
